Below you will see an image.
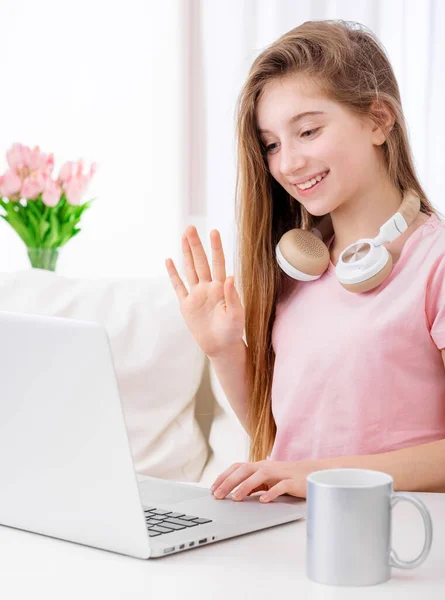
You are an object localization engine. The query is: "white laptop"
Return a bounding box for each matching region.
[0,310,305,559]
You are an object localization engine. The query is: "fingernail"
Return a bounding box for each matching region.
[260,495,268,502]
[210,485,216,493]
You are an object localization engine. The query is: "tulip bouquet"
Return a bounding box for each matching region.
[0,143,97,271]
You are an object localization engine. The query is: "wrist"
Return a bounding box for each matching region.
[208,340,247,362]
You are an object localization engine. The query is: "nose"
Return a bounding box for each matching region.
[279,142,306,178]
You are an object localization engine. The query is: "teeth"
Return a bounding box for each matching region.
[296,172,327,190]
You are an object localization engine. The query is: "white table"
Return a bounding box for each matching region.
[0,479,444,600]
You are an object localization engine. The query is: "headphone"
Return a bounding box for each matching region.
[275,189,421,293]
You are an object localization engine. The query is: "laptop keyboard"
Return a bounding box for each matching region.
[144,506,213,537]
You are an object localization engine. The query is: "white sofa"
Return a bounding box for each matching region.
[0,269,250,486]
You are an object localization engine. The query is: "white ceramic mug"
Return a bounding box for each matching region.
[306,468,433,586]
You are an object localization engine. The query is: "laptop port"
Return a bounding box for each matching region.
[163,547,175,554]
[189,541,195,547]
[198,538,207,544]
[179,544,185,549]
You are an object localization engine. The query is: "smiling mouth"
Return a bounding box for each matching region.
[292,171,329,195]
[296,171,328,188]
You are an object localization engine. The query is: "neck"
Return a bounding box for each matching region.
[329,175,403,256]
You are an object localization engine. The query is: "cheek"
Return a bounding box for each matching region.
[267,157,284,185]
[324,128,370,177]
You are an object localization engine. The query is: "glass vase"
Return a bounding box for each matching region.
[27,247,60,272]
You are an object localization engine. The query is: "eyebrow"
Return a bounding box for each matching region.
[258,110,326,134]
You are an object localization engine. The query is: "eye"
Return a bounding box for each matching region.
[301,127,320,138]
[263,127,321,154]
[265,142,278,153]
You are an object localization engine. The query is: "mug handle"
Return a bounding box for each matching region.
[389,492,433,569]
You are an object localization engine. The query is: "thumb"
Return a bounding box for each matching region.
[224,276,240,310]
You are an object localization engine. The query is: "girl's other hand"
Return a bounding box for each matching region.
[165,226,245,359]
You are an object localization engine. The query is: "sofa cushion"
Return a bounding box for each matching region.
[198,361,250,486]
[0,269,208,482]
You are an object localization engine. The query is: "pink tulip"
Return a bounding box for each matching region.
[64,178,86,205]
[89,162,98,179]
[7,143,54,179]
[60,160,97,205]
[1,169,22,200]
[6,143,28,171]
[30,148,54,174]
[28,146,42,171]
[58,161,77,184]
[42,178,62,207]
[20,170,46,200]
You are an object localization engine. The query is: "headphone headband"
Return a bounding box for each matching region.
[373,190,421,246]
[398,189,421,227]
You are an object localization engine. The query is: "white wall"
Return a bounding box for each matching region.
[0,0,187,277]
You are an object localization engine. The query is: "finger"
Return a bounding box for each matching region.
[186,226,212,282]
[210,229,226,283]
[259,479,301,503]
[224,276,242,311]
[231,470,270,501]
[182,233,199,287]
[210,463,242,494]
[165,258,188,301]
[212,463,256,499]
[247,484,269,496]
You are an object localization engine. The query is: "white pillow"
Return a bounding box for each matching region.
[198,361,250,486]
[0,269,208,482]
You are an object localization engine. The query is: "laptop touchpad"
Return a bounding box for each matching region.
[138,479,211,506]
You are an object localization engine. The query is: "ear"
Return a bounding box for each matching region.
[369,100,395,146]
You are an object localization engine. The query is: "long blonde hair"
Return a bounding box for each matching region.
[234,19,441,462]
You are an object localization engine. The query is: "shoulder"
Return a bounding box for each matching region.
[419,212,445,242]
[417,213,445,308]
[408,212,445,264]
[277,272,298,305]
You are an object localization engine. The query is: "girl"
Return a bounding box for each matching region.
[165,20,445,502]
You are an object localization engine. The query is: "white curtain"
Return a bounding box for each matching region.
[0,0,443,277]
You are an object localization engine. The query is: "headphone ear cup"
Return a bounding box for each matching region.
[337,246,393,293]
[276,228,330,281]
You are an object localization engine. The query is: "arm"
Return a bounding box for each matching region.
[319,348,445,492]
[209,341,250,435]
[322,438,445,492]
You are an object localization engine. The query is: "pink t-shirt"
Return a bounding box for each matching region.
[269,213,445,462]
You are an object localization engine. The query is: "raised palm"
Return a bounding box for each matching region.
[165,226,245,358]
